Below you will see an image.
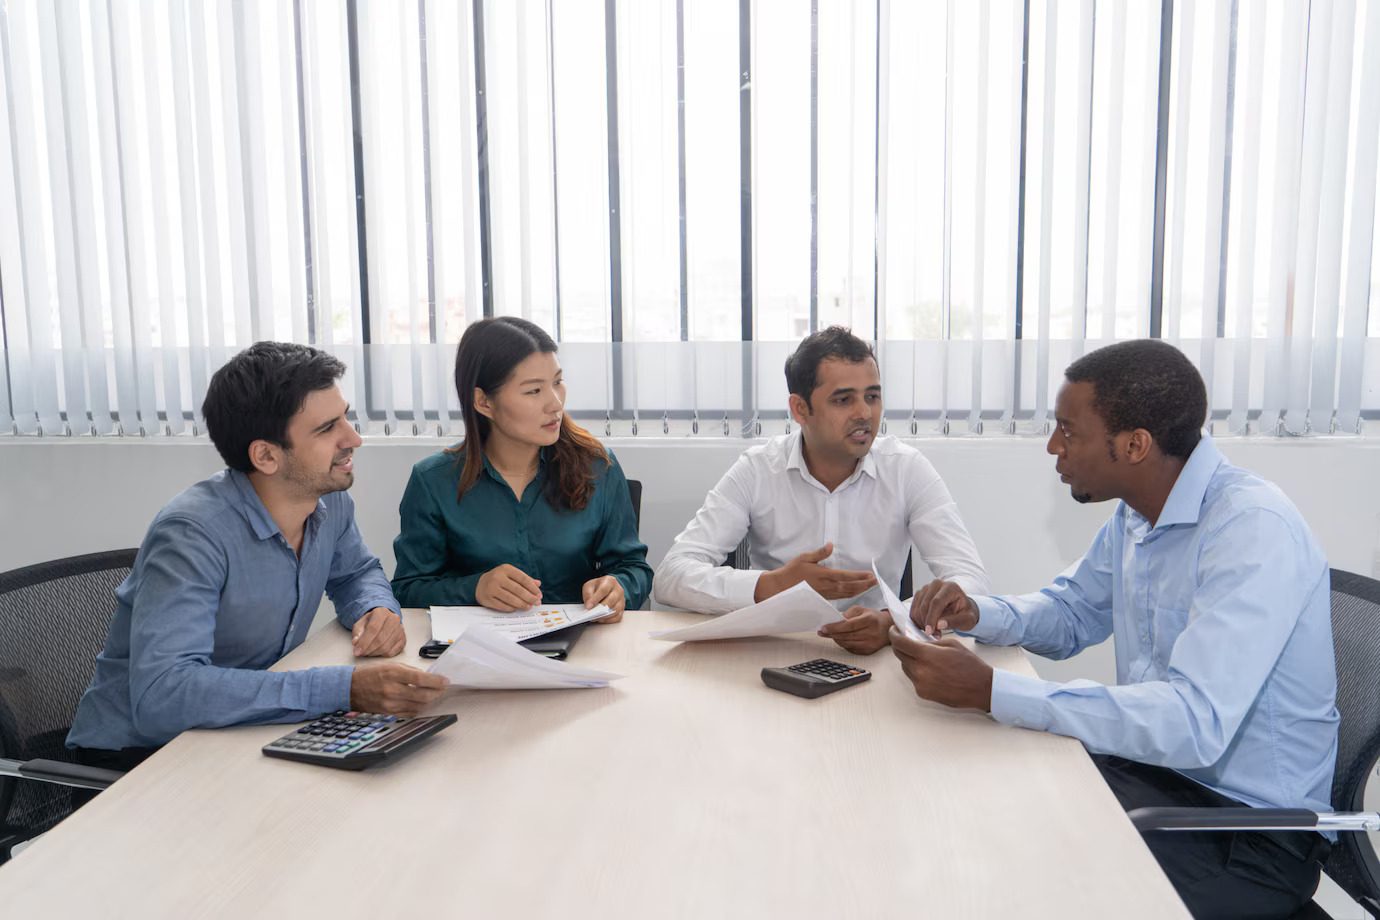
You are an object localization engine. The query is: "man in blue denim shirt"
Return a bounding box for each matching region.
[68,343,447,771]
[892,340,1337,919]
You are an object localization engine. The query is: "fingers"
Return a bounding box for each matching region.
[817,608,873,637]
[911,580,969,635]
[813,570,878,600]
[481,565,543,610]
[797,542,834,565]
[352,610,388,657]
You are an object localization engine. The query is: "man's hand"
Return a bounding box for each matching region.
[351,607,406,658]
[817,606,891,654]
[888,628,993,711]
[910,578,980,636]
[754,542,877,602]
[582,575,626,623]
[476,564,542,611]
[349,663,449,717]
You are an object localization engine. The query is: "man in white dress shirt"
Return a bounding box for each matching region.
[653,326,989,654]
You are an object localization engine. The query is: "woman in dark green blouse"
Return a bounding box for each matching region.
[391,317,652,620]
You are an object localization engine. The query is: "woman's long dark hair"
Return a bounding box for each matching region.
[447,317,607,511]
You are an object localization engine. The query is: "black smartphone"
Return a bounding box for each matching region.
[418,640,450,659]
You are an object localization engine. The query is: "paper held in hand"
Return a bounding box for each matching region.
[873,559,934,643]
[649,581,843,642]
[426,621,623,690]
[429,602,612,644]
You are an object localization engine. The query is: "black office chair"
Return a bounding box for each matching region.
[1129,568,1380,919]
[626,478,642,534]
[0,550,135,862]
[724,539,914,598]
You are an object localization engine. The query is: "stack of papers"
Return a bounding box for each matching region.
[427,622,623,690]
[649,581,843,642]
[429,603,612,643]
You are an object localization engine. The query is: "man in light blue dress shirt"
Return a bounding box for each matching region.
[892,340,1337,919]
[67,343,448,772]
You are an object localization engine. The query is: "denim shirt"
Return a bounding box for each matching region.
[970,437,1339,814]
[68,470,399,750]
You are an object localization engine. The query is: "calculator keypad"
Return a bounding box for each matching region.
[266,710,401,756]
[786,658,866,681]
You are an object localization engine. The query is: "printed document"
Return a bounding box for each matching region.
[427,621,623,690]
[874,559,934,643]
[429,603,612,644]
[649,581,843,642]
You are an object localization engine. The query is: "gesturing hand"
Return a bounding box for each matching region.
[582,575,626,623]
[754,542,877,602]
[476,564,542,611]
[349,663,449,717]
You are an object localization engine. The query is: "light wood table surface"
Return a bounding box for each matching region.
[0,609,1187,918]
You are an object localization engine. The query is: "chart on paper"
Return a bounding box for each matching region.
[429,603,613,644]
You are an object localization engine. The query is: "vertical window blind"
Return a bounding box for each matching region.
[0,0,1377,439]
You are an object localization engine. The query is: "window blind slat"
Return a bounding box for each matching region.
[1227,0,1266,435]
[1308,0,1358,430]
[1284,0,1336,434]
[1336,2,1380,434]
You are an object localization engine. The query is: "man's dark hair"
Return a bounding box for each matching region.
[1064,339,1207,461]
[784,326,877,406]
[202,342,346,472]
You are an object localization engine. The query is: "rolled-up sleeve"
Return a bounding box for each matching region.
[652,456,762,613]
[904,454,990,596]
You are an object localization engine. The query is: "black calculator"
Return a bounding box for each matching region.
[761,658,871,699]
[262,710,457,771]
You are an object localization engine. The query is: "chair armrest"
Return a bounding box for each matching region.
[0,757,124,791]
[1129,806,1380,833]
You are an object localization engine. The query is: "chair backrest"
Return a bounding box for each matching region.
[0,549,137,842]
[626,479,642,535]
[1321,569,1380,914]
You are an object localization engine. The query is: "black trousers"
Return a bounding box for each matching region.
[1093,754,1330,920]
[68,745,159,809]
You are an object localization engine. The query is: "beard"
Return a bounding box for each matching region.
[1071,488,1093,504]
[283,451,353,499]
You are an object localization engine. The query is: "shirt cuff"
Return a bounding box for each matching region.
[989,668,1056,731]
[309,665,356,715]
[337,593,401,628]
[964,596,1018,644]
[724,569,764,612]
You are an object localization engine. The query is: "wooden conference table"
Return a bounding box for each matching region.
[0,609,1186,918]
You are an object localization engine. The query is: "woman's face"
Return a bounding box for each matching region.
[474,350,566,449]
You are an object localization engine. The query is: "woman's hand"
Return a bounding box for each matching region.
[582,575,626,623]
[476,564,542,611]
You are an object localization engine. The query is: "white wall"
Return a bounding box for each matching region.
[3,435,1379,686]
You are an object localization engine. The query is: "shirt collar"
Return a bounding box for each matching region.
[784,429,877,489]
[225,468,326,542]
[1147,433,1223,530]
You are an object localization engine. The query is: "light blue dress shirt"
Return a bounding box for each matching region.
[969,436,1338,814]
[67,470,400,751]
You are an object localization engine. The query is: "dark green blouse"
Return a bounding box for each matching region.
[391,447,652,610]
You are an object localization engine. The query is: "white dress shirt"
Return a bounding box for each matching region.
[654,432,989,613]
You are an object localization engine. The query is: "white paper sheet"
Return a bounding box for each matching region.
[873,559,935,643]
[649,581,844,642]
[429,603,612,643]
[427,622,624,689]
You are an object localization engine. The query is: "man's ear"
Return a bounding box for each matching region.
[788,393,811,426]
[247,439,282,476]
[473,387,495,420]
[1124,428,1155,464]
